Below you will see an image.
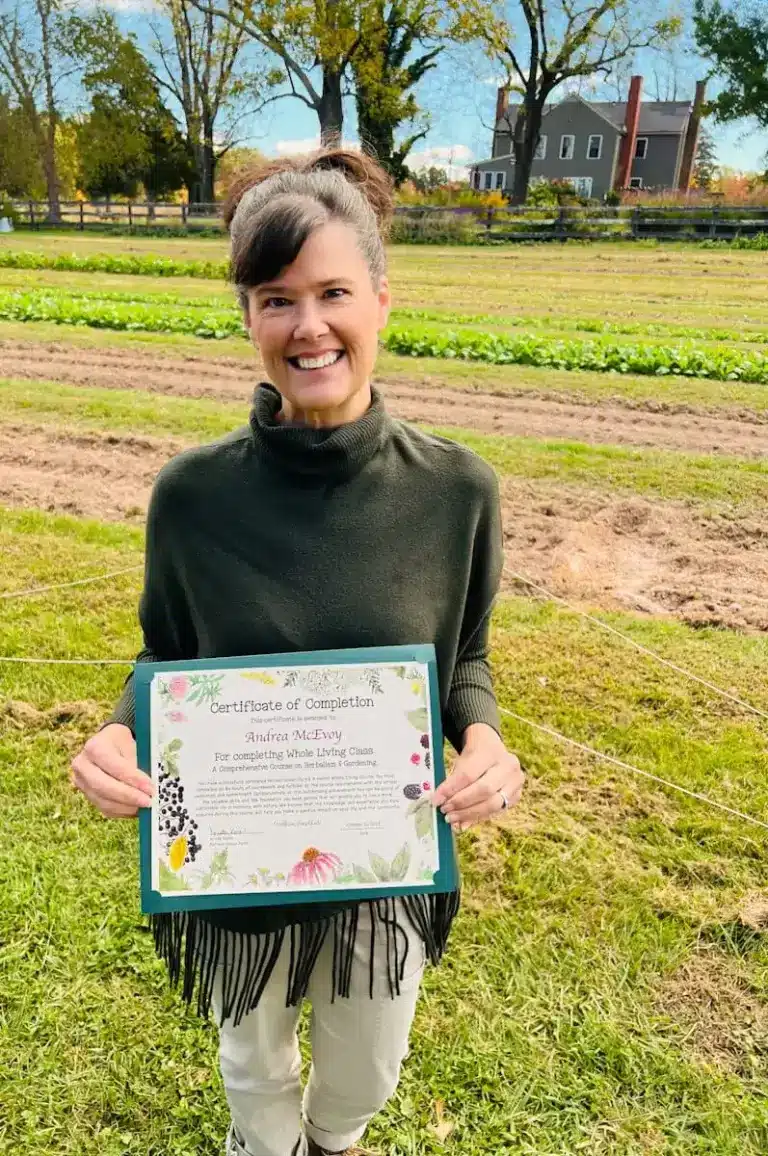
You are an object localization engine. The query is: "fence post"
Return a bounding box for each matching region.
[79,202,84,230]
[128,202,133,229]
[182,202,189,228]
[709,207,720,240]
[485,207,493,236]
[29,201,35,228]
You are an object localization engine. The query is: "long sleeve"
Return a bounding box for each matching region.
[105,468,197,735]
[443,469,503,751]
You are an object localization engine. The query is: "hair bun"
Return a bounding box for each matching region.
[222,147,394,234]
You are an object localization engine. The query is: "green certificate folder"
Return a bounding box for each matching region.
[136,644,458,914]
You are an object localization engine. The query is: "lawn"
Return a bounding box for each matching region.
[1,233,768,1156]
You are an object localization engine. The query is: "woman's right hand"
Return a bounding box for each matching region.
[70,723,153,818]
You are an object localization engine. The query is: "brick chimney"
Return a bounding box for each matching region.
[614,75,643,190]
[493,85,510,156]
[496,85,510,125]
[677,80,707,192]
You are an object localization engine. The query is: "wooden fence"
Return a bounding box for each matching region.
[6,200,768,242]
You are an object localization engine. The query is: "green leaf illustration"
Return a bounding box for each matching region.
[407,708,429,732]
[414,800,434,841]
[390,843,411,882]
[369,852,391,882]
[167,738,182,753]
[158,860,190,891]
[393,665,407,679]
[352,864,378,883]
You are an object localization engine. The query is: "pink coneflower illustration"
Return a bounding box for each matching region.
[288,847,342,886]
[167,710,187,723]
[168,676,189,702]
[410,753,421,765]
[422,781,430,792]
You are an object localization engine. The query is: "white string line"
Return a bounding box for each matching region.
[0,564,143,601]
[505,568,768,724]
[499,705,768,833]
[0,656,133,665]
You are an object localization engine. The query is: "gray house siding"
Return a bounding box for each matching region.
[491,100,622,199]
[476,93,692,198]
[630,133,683,190]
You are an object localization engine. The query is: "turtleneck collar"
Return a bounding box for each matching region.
[249,383,391,482]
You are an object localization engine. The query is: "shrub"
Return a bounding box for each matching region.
[389,212,481,245]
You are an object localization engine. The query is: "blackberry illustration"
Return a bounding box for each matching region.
[403,783,423,801]
[157,756,202,866]
[420,734,430,749]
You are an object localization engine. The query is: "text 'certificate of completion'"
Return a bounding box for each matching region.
[136,645,457,914]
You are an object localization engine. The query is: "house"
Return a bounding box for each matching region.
[470,76,706,200]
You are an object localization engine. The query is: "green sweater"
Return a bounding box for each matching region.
[111,384,502,1017]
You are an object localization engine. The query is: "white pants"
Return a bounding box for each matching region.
[213,904,425,1156]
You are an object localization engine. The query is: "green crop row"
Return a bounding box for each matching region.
[383,327,768,383]
[394,307,768,347]
[1,289,765,382]
[2,277,765,349]
[0,290,241,338]
[0,249,229,278]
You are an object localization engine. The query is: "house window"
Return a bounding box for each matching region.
[483,171,493,190]
[635,137,648,160]
[629,177,644,189]
[494,171,506,190]
[472,169,481,190]
[559,134,575,160]
[534,135,547,160]
[587,134,603,160]
[569,177,593,197]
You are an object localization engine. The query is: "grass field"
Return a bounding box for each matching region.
[2,233,768,1156]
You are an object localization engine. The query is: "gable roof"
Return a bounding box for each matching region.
[496,96,692,138]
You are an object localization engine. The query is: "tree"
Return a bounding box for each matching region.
[193,0,359,142]
[0,0,75,219]
[149,0,279,203]
[410,164,448,191]
[195,0,459,149]
[352,1,441,183]
[77,21,194,202]
[694,1,768,129]
[692,123,719,187]
[457,0,680,203]
[0,91,43,195]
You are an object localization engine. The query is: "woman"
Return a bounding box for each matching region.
[71,149,525,1156]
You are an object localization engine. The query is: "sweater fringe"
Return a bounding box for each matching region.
[149,891,460,1027]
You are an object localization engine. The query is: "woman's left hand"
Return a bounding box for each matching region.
[432,723,525,832]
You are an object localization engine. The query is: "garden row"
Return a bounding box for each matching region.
[1,289,766,383]
[2,279,768,349]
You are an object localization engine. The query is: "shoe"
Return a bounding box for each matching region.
[225,1124,244,1155]
[227,1125,305,1156]
[306,1141,375,1156]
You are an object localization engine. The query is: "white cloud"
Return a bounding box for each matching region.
[407,144,474,180]
[274,137,360,156]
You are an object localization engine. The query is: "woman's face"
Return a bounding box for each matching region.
[244,220,390,427]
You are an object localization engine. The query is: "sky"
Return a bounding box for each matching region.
[111,4,768,180]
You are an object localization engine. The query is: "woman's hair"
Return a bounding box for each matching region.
[222,149,394,306]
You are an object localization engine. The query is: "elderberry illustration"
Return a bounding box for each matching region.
[403,783,423,801]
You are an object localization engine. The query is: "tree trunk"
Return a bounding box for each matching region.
[43,117,60,223]
[318,67,343,144]
[511,97,545,205]
[201,119,216,204]
[38,1,61,224]
[356,97,393,169]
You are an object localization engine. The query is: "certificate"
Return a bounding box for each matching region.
[136,645,458,913]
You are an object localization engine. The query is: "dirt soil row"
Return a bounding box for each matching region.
[2,422,767,632]
[3,339,768,458]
